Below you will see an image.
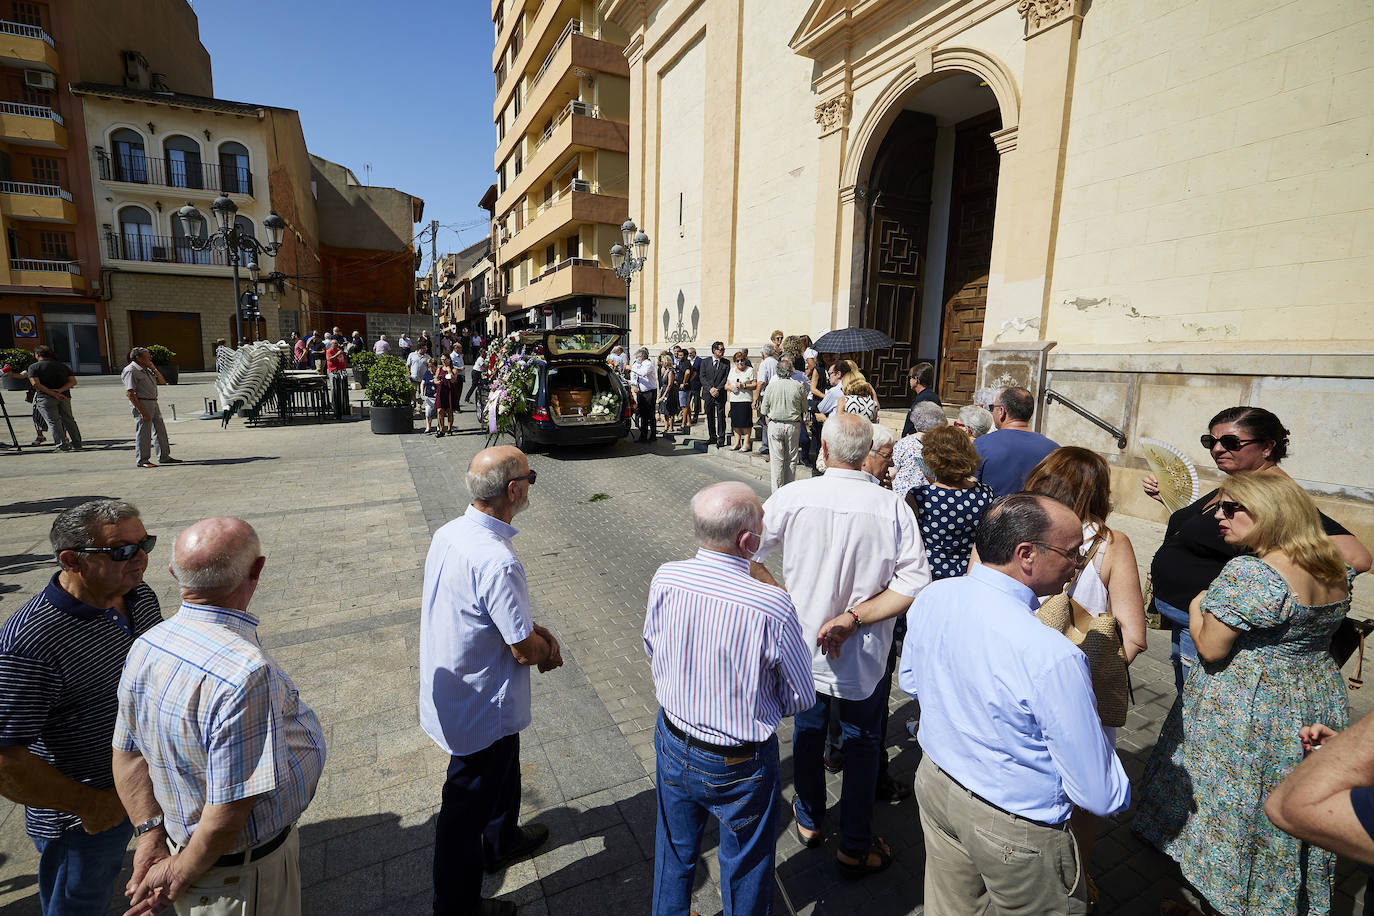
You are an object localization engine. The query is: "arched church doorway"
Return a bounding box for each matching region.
[856,71,1002,406]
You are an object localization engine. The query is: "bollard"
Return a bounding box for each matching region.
[171,404,177,421]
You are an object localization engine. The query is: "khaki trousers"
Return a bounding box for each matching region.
[915,757,1085,916]
[766,420,800,492]
[172,828,300,916]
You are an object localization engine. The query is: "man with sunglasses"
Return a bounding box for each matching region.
[697,341,731,448]
[421,446,564,916]
[974,387,1058,497]
[0,500,162,916]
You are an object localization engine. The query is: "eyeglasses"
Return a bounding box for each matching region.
[1201,434,1261,451]
[1216,500,1248,519]
[1032,541,1086,568]
[510,470,537,486]
[75,535,157,562]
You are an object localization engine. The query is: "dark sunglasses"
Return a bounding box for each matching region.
[1032,541,1086,568]
[1201,434,1260,451]
[510,470,537,486]
[1216,500,1248,519]
[75,535,157,561]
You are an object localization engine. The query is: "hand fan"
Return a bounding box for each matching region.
[1139,437,1200,514]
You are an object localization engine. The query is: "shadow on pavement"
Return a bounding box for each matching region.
[179,456,282,467]
[0,495,121,517]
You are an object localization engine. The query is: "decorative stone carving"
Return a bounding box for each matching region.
[814,94,850,136]
[1017,0,1081,35]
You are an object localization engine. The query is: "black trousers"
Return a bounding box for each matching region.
[705,396,727,445]
[636,389,658,439]
[433,733,523,914]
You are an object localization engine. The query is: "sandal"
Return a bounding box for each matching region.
[793,799,821,848]
[835,836,893,880]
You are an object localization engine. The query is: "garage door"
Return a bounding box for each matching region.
[128,311,204,371]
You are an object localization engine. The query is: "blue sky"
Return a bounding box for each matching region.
[193,0,497,274]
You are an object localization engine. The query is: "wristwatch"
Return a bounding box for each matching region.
[133,814,164,838]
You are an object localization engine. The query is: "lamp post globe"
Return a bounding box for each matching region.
[175,203,199,238]
[211,195,238,233]
[610,243,625,270]
[633,230,650,260]
[620,219,636,248]
[263,211,286,250]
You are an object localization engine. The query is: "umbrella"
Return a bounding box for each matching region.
[811,327,897,353]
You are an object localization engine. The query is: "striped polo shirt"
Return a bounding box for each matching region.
[0,573,162,839]
[644,548,815,746]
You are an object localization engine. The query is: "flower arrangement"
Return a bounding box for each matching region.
[590,391,619,417]
[480,333,541,437]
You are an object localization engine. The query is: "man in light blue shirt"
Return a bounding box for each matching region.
[420,446,563,916]
[900,493,1129,915]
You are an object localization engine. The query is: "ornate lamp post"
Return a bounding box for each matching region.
[177,197,286,346]
[610,218,650,354]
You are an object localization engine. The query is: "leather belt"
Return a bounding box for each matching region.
[933,763,1068,832]
[210,825,292,868]
[661,713,757,757]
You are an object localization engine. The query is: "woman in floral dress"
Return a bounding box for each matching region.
[1135,471,1355,916]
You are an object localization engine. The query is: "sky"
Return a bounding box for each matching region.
[192,0,499,276]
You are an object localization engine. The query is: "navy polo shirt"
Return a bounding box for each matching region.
[0,573,162,838]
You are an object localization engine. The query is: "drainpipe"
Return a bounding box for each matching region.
[100,266,123,373]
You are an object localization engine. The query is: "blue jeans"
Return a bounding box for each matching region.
[33,820,132,916]
[793,685,886,855]
[653,715,781,916]
[1155,599,1197,694]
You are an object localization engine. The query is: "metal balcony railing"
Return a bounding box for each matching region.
[0,180,71,200]
[11,258,79,274]
[95,150,254,196]
[532,19,584,88]
[529,256,602,284]
[0,19,54,46]
[105,232,230,267]
[533,99,599,154]
[0,100,63,125]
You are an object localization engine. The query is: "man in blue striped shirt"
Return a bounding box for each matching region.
[112,518,325,916]
[645,481,814,916]
[0,500,162,916]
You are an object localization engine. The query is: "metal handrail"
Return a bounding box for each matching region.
[0,100,63,125]
[11,258,79,275]
[533,99,599,153]
[0,19,54,46]
[1043,388,1127,449]
[104,231,231,267]
[0,180,71,200]
[532,18,581,87]
[95,149,254,196]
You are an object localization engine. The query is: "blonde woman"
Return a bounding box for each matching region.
[813,359,865,422]
[840,379,879,422]
[1136,471,1355,916]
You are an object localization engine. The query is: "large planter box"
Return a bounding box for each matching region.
[369,404,414,435]
[157,364,179,385]
[1,375,28,391]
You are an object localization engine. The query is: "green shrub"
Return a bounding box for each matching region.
[366,354,414,408]
[147,344,176,366]
[350,350,377,372]
[0,347,35,374]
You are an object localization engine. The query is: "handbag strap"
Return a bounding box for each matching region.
[1064,532,1106,600]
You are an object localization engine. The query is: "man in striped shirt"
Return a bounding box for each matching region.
[645,482,814,916]
[112,518,325,916]
[0,499,162,916]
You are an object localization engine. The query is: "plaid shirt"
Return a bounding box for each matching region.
[113,603,326,849]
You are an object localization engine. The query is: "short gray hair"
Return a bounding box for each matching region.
[777,355,794,375]
[170,524,261,591]
[762,343,778,358]
[869,423,897,452]
[466,452,526,501]
[691,482,761,551]
[973,387,999,410]
[908,401,947,434]
[635,347,649,359]
[50,500,141,555]
[958,405,994,438]
[128,347,149,362]
[822,412,873,466]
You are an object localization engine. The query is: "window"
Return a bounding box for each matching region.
[218,142,251,194]
[11,2,43,27]
[111,129,147,183]
[234,215,255,243]
[22,86,52,108]
[163,135,204,189]
[29,156,59,185]
[39,231,68,260]
[545,243,555,269]
[118,206,154,260]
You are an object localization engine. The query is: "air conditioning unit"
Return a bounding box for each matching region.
[150,246,170,262]
[24,70,56,90]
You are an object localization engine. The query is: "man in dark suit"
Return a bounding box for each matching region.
[686,347,703,423]
[697,341,731,448]
[900,362,942,436]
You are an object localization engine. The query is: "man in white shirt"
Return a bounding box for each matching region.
[752,412,931,879]
[407,343,430,400]
[630,347,658,442]
[899,493,1130,914]
[398,333,413,360]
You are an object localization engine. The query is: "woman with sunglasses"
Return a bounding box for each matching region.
[1144,406,1370,693]
[1135,471,1356,916]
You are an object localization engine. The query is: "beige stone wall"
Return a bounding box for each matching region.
[1046,0,1374,352]
[108,271,274,371]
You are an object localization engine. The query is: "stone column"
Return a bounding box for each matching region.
[812,93,851,333]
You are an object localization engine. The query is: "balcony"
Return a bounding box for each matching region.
[105,232,231,268]
[0,100,66,148]
[95,151,255,197]
[8,258,81,290]
[0,180,75,223]
[495,100,629,215]
[506,259,623,311]
[0,19,59,72]
[498,181,627,263]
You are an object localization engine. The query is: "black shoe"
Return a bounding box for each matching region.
[875,772,912,803]
[823,753,844,774]
[485,823,549,873]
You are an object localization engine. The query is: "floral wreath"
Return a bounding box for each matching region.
[480,332,543,437]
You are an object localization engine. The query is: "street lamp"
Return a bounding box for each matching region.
[610,218,649,353]
[177,198,286,346]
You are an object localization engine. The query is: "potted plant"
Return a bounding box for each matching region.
[350,350,376,387]
[147,344,178,385]
[366,354,415,434]
[0,347,34,390]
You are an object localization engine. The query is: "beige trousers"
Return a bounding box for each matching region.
[766,420,800,492]
[915,757,1086,916]
[173,829,301,916]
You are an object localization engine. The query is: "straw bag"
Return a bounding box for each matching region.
[1036,537,1131,728]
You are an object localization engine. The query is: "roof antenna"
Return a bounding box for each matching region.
[364,162,372,186]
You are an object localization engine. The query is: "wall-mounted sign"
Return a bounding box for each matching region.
[13,314,37,338]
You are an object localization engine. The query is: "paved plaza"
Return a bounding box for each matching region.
[1,372,1371,915]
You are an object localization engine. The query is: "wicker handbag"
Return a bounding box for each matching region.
[1036,538,1132,728]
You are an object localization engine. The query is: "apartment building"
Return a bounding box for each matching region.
[490,0,631,331]
[0,0,207,371]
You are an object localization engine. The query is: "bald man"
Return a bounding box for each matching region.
[112,518,326,916]
[420,446,564,916]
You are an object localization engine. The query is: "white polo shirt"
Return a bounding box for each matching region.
[755,468,932,699]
